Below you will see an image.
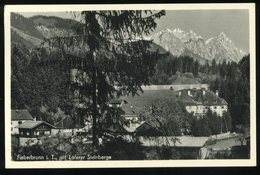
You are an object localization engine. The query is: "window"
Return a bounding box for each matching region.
[214,106,217,109]
[26,132,30,136]
[44,131,50,135]
[18,121,22,124]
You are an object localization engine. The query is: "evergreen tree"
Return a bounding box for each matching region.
[11,44,29,109]
[193,60,199,77]
[44,10,166,148]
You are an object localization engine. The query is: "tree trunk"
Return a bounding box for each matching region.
[92,51,98,150]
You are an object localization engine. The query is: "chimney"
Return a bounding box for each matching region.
[216,90,219,97]
[33,117,36,121]
[178,91,182,97]
[188,90,191,96]
[202,89,206,96]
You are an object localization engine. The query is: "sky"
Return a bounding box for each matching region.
[18,10,249,52]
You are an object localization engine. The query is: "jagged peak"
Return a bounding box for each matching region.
[189,29,195,34]
[206,37,214,44]
[173,28,184,33]
[217,32,235,47]
[160,28,173,33]
[218,32,227,38]
[217,32,232,42]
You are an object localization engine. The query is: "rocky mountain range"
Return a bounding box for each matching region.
[11,13,247,64]
[152,28,247,63]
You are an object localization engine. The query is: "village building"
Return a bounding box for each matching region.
[108,99,123,108]
[52,116,92,138]
[140,136,209,159]
[141,72,209,91]
[178,89,228,117]
[11,109,34,135]
[17,121,55,146]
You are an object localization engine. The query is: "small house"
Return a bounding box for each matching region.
[52,116,92,137]
[18,121,55,146]
[11,109,34,135]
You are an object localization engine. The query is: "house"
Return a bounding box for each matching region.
[140,136,209,159]
[178,89,228,117]
[108,99,123,108]
[199,133,249,159]
[11,109,34,135]
[135,122,162,136]
[18,121,55,146]
[107,89,179,136]
[52,116,92,137]
[118,89,178,121]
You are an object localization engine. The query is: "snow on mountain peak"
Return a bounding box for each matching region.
[152,28,246,63]
[218,32,227,38]
[206,37,214,44]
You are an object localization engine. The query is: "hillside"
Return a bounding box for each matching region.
[11,13,80,49]
[171,72,200,85]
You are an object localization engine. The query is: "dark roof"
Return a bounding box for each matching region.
[109,99,123,104]
[104,122,128,134]
[135,122,162,136]
[178,91,197,106]
[11,109,34,121]
[54,116,84,129]
[18,121,55,129]
[172,73,200,85]
[119,89,178,115]
[179,89,228,106]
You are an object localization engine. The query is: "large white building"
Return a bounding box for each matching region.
[178,89,228,117]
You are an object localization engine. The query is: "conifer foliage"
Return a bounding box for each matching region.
[42,10,166,148]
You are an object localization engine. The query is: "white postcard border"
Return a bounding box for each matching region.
[4,3,256,168]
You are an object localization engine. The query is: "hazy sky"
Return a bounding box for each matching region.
[19,10,249,52]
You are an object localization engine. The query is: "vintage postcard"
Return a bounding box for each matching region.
[4,3,256,168]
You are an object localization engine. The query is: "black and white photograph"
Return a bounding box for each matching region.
[4,4,256,168]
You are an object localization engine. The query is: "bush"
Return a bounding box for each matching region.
[98,137,146,160]
[144,146,180,160]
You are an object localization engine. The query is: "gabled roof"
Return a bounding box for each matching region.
[11,109,34,121]
[18,121,55,129]
[119,89,177,115]
[178,89,228,106]
[54,116,84,129]
[172,76,200,85]
[140,136,209,147]
[123,121,146,133]
[135,121,163,136]
[104,122,128,134]
[109,99,123,104]
[171,72,200,85]
[178,91,197,106]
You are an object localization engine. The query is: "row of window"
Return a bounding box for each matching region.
[187,105,227,110]
[11,121,23,125]
[20,131,51,136]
